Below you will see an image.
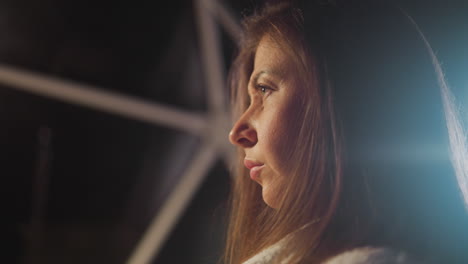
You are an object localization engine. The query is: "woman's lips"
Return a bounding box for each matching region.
[244,159,265,181]
[249,165,265,180]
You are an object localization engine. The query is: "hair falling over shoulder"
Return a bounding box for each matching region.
[224,3,355,263]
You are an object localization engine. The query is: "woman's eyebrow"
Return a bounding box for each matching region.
[251,69,282,85]
[251,71,267,85]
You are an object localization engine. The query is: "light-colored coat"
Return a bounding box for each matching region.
[243,244,421,264]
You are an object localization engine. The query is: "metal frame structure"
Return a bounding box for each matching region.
[0,0,240,263]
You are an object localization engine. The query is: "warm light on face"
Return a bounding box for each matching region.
[229,35,304,208]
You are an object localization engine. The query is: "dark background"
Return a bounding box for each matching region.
[1,0,467,263]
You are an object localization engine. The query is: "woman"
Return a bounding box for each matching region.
[225,0,468,263]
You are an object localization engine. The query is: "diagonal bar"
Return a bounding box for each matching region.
[205,0,242,41]
[0,64,207,135]
[196,0,227,114]
[126,142,218,264]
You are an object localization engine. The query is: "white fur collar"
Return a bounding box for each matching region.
[243,245,417,264]
[323,247,418,264]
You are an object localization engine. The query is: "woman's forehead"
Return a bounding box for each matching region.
[252,35,295,79]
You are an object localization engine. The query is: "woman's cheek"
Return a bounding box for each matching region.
[278,103,304,168]
[268,118,294,172]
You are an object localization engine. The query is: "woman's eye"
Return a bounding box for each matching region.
[256,84,272,94]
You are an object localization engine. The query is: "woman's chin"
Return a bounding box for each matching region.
[262,185,280,209]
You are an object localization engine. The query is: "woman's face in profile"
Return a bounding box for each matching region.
[229,35,304,208]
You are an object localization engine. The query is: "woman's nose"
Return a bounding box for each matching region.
[229,118,258,148]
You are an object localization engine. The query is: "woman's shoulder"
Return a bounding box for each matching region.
[323,247,423,264]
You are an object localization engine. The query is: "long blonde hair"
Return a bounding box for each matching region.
[225,3,352,263]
